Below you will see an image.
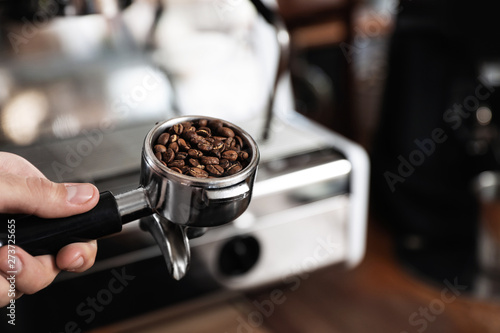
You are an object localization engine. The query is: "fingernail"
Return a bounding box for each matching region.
[65,184,94,205]
[66,256,84,272]
[11,256,22,275]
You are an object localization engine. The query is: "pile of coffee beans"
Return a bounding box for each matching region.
[153,119,252,178]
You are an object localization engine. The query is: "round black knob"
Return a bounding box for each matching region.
[218,235,260,276]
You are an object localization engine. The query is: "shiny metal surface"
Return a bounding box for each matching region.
[261,10,290,141]
[475,171,500,274]
[140,214,190,280]
[474,171,500,299]
[112,116,260,279]
[140,116,260,227]
[115,187,151,223]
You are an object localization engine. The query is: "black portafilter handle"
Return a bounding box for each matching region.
[0,189,152,256]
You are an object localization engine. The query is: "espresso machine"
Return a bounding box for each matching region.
[0,0,369,331]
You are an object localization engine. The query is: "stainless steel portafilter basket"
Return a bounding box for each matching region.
[0,116,260,280]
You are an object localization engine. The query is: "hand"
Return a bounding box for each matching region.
[0,152,99,307]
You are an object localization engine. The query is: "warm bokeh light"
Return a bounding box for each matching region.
[1,89,49,145]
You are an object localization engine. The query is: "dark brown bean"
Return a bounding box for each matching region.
[154,144,167,153]
[208,119,223,130]
[222,150,238,161]
[210,149,221,159]
[183,130,197,141]
[190,134,204,144]
[154,119,250,178]
[163,148,175,163]
[218,127,234,138]
[176,152,188,160]
[226,163,242,175]
[168,160,185,168]
[170,167,183,174]
[188,167,209,178]
[189,158,202,168]
[219,159,230,169]
[201,156,219,165]
[158,133,170,145]
[197,119,208,127]
[225,137,234,149]
[196,127,211,137]
[234,135,243,148]
[207,164,224,176]
[188,149,203,158]
[169,134,178,143]
[178,138,190,151]
[213,139,224,150]
[238,151,249,161]
[168,142,179,153]
[172,123,184,135]
[198,142,213,152]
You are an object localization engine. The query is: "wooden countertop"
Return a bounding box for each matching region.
[92,219,500,333]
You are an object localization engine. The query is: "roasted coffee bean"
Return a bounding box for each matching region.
[208,119,223,130]
[158,133,170,146]
[210,149,221,159]
[170,167,183,174]
[169,142,179,153]
[219,159,230,169]
[154,144,167,153]
[226,163,243,175]
[176,152,188,160]
[172,123,184,135]
[190,134,204,144]
[188,167,209,178]
[212,139,224,150]
[225,137,234,149]
[189,158,202,168]
[218,127,234,138]
[198,141,213,152]
[163,148,175,163]
[168,160,185,168]
[178,138,190,151]
[188,149,203,158]
[197,119,208,127]
[183,130,197,141]
[238,151,249,161]
[169,134,178,143]
[235,135,243,148]
[207,164,224,176]
[213,136,227,141]
[196,127,211,137]
[201,156,219,165]
[222,150,238,161]
[154,119,252,178]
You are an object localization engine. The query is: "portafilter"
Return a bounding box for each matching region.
[0,116,260,280]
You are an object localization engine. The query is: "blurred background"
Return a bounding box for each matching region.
[2,0,500,332]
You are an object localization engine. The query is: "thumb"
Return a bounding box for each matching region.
[0,174,99,218]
